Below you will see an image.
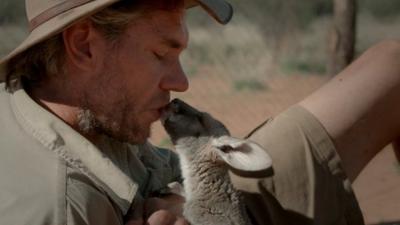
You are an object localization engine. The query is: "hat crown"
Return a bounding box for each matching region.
[1,0,232,81]
[26,0,65,21]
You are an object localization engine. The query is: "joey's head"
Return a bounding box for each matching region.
[161,98,229,145]
[161,99,273,173]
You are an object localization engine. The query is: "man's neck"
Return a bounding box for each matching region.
[27,81,101,144]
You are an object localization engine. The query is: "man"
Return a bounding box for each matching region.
[1,0,400,225]
[0,0,231,224]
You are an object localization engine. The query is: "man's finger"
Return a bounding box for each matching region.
[147,210,176,225]
[144,195,185,218]
[174,217,190,225]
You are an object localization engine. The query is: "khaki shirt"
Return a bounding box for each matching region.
[0,85,181,225]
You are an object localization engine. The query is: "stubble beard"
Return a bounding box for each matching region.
[77,100,151,145]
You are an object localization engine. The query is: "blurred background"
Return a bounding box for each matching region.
[1,0,400,223]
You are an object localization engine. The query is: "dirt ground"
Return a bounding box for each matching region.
[150,72,400,224]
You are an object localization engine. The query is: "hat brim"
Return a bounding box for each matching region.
[187,0,233,24]
[0,0,119,81]
[0,0,233,82]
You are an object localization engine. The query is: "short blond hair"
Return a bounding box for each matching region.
[5,0,183,91]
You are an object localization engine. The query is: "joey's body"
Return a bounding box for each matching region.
[162,99,272,225]
[177,143,250,225]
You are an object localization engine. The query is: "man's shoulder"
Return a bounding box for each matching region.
[0,82,67,223]
[0,142,66,225]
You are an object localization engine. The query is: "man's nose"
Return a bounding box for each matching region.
[160,63,189,92]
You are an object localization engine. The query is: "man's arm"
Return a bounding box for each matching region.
[299,40,400,181]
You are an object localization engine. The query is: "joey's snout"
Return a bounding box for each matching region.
[161,98,205,142]
[161,99,202,125]
[160,99,180,124]
[161,98,231,143]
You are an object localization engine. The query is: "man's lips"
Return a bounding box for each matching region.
[157,101,172,121]
[159,105,171,124]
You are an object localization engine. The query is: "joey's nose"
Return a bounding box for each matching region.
[170,99,181,113]
[161,99,182,120]
[170,98,202,116]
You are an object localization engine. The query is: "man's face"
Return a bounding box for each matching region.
[82,8,189,144]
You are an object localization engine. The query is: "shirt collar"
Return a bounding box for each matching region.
[10,87,138,214]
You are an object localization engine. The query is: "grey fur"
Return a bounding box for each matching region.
[162,99,253,225]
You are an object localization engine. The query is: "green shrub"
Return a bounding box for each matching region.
[0,0,25,24]
[280,58,326,75]
[0,25,27,57]
[233,79,268,92]
[360,0,400,19]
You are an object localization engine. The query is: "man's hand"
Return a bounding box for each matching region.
[126,210,188,225]
[125,194,189,225]
[142,209,189,225]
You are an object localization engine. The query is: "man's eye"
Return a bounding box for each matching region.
[153,52,164,60]
[154,49,168,60]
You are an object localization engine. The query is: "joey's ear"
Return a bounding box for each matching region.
[212,136,272,172]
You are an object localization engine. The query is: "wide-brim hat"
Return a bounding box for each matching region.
[0,0,233,82]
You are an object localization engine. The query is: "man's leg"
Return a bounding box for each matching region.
[233,105,364,225]
[231,40,400,224]
[300,40,400,181]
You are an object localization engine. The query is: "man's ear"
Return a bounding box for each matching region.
[63,19,105,72]
[211,136,272,172]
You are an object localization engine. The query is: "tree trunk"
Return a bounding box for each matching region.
[328,0,357,76]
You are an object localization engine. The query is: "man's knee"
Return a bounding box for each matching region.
[366,39,400,59]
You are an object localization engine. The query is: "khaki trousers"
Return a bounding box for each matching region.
[231,106,365,225]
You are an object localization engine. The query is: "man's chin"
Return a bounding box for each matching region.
[118,130,150,144]
[126,125,153,144]
[96,125,150,145]
[128,135,149,145]
[90,119,153,145]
